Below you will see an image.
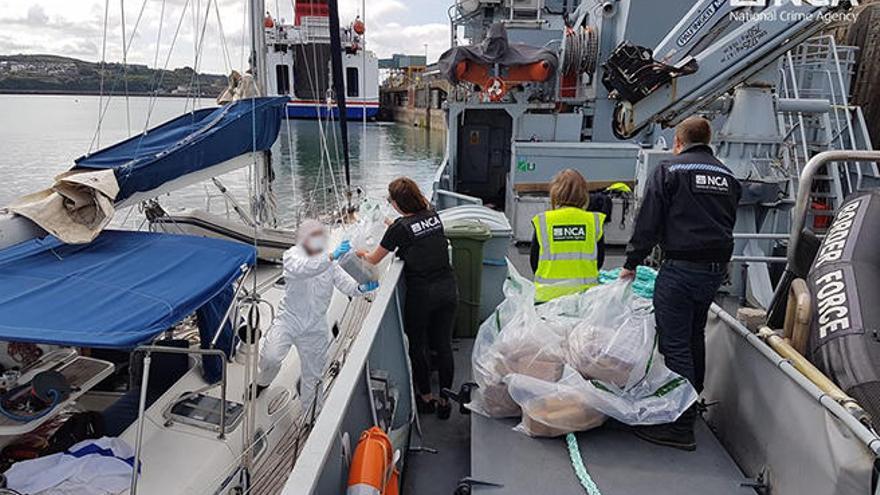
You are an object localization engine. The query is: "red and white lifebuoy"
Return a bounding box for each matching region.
[353,19,365,35]
[346,427,399,495]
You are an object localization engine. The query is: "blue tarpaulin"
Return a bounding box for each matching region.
[0,230,256,348]
[74,97,288,201]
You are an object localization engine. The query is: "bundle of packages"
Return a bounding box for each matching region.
[564,282,655,389]
[580,351,697,426]
[507,367,606,437]
[469,262,566,418]
[469,263,698,437]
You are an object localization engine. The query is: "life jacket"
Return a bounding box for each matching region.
[532,207,604,302]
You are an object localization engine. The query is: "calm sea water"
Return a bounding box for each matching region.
[0,94,445,228]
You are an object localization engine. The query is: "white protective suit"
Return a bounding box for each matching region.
[257,243,361,410]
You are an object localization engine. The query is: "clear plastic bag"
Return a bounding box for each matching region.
[579,349,698,425]
[563,281,655,390]
[469,264,697,428]
[469,261,566,418]
[346,198,395,252]
[508,366,606,437]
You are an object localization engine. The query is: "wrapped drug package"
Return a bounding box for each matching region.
[469,261,566,418]
[564,281,655,389]
[508,367,606,437]
[468,262,698,436]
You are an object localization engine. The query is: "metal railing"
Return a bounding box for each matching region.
[788,150,880,268]
[129,345,230,495]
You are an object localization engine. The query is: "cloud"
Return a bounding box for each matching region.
[27,4,49,25]
[369,22,451,60]
[339,0,407,20]
[0,36,30,53]
[0,3,103,38]
[0,0,452,72]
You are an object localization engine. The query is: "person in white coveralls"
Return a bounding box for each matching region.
[256,219,378,410]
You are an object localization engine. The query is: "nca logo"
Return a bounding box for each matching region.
[554,226,585,237]
[410,216,440,234]
[731,0,857,6]
[552,224,587,242]
[696,174,729,187]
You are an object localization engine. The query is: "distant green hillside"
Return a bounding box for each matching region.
[0,54,227,96]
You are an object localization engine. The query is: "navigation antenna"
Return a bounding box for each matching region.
[327,0,354,214]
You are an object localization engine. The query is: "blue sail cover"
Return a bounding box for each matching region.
[74,96,288,201]
[0,230,256,348]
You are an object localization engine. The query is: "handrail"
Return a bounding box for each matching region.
[129,345,229,495]
[710,306,880,454]
[788,150,880,269]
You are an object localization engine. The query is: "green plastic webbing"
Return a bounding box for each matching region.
[566,433,603,495]
[599,266,657,299]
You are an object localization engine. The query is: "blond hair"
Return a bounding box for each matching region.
[549,169,589,210]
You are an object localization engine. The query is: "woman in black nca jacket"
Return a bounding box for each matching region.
[358,177,459,420]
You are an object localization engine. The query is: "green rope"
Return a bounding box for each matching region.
[599,266,658,299]
[566,433,602,495]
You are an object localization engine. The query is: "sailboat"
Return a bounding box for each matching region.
[11,1,880,495]
[0,0,398,494]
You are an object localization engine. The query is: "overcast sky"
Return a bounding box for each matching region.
[0,0,452,74]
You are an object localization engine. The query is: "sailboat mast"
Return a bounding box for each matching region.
[249,0,267,90]
[362,0,367,129]
[327,0,353,212]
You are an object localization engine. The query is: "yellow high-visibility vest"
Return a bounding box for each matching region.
[532,207,605,302]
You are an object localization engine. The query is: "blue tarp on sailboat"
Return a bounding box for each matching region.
[74,96,288,201]
[0,230,255,348]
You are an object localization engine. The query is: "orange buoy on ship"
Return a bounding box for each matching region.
[264,12,275,28]
[347,427,398,495]
[353,18,366,35]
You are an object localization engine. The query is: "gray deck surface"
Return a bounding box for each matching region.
[404,243,750,494]
[471,415,751,494]
[403,338,474,495]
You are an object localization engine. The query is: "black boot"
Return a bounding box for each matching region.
[416,395,436,414]
[633,407,697,451]
[436,400,452,420]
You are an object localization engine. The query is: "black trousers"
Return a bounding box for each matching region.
[404,275,458,396]
[653,261,725,394]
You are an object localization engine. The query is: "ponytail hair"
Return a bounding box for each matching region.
[388,177,431,214]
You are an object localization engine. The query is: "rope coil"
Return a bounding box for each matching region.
[562,26,599,76]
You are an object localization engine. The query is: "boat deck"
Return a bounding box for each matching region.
[403,243,751,494]
[471,415,750,494]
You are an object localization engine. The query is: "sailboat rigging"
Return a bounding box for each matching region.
[326,0,353,212]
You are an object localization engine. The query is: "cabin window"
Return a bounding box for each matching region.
[346,67,359,97]
[275,64,291,95]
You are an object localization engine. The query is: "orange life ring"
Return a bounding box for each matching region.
[346,427,397,495]
[353,19,366,35]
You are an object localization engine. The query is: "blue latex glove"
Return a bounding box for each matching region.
[359,281,379,293]
[332,240,351,260]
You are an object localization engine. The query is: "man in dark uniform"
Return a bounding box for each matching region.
[620,116,742,451]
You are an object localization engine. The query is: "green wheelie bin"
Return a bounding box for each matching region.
[445,220,492,338]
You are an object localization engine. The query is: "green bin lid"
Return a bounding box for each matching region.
[445,219,492,240]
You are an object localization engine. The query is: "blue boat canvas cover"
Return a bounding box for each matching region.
[0,230,256,348]
[73,96,288,201]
